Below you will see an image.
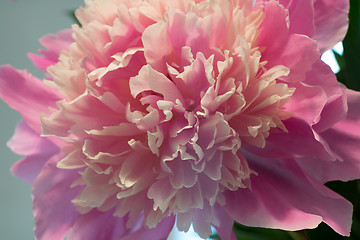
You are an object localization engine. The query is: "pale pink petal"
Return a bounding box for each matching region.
[28,29,73,72]
[32,154,82,240]
[142,8,216,73]
[130,65,184,103]
[49,93,126,138]
[225,154,352,236]
[0,65,62,132]
[313,0,349,52]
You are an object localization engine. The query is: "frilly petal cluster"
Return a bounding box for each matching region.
[0,0,358,239]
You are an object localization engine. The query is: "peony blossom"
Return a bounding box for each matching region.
[0,0,358,239]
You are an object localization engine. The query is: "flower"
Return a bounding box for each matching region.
[0,0,358,239]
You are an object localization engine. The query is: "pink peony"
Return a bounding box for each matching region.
[0,0,358,239]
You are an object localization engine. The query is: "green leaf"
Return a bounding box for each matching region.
[337,0,360,90]
[232,222,292,240]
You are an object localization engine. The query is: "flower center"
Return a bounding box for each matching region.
[42,0,294,233]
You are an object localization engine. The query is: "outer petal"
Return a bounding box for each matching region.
[32,153,82,240]
[257,2,319,82]
[9,121,59,184]
[245,117,336,161]
[284,83,326,126]
[281,0,314,36]
[313,0,349,52]
[304,60,347,132]
[260,0,315,37]
[0,65,62,132]
[7,121,57,156]
[298,89,360,183]
[67,209,128,240]
[119,215,175,240]
[213,206,237,240]
[224,154,352,236]
[28,29,73,72]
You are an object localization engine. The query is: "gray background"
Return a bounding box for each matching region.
[0,0,202,239]
[0,1,87,239]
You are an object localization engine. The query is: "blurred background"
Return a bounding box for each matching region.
[0,1,83,239]
[0,0,359,240]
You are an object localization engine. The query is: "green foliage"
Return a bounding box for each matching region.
[336,0,360,91]
[210,222,311,240]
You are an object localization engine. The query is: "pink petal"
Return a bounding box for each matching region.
[32,153,82,240]
[281,0,315,37]
[313,0,349,52]
[45,93,125,139]
[67,209,128,240]
[213,206,237,240]
[7,121,57,156]
[298,89,360,182]
[260,0,315,37]
[11,155,53,185]
[119,215,175,240]
[142,8,215,73]
[0,65,62,133]
[284,83,326,126]
[130,65,184,103]
[28,29,73,72]
[225,154,352,236]
[9,121,59,184]
[245,117,335,161]
[304,60,348,132]
[257,2,319,82]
